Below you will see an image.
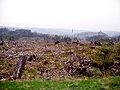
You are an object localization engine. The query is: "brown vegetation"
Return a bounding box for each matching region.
[0,39,120,80]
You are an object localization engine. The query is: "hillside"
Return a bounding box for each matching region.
[0,26,120,42]
[0,27,71,42]
[1,26,120,36]
[104,31,120,37]
[73,31,109,40]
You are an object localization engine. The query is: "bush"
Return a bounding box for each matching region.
[92,46,115,65]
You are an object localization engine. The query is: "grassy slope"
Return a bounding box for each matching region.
[0,76,120,90]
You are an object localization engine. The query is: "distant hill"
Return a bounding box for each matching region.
[104,31,120,37]
[0,26,120,38]
[73,31,109,40]
[0,26,73,35]
[0,27,72,42]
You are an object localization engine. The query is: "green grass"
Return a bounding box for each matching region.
[0,76,120,90]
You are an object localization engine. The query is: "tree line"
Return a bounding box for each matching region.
[86,34,120,42]
[0,28,71,42]
[0,28,120,42]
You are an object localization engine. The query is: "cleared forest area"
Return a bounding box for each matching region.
[0,28,120,90]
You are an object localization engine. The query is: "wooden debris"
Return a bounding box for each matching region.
[12,55,27,79]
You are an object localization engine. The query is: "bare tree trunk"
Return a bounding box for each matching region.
[12,55,27,79]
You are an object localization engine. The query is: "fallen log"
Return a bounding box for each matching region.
[12,55,27,79]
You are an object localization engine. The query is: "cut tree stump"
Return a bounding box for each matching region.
[12,55,27,79]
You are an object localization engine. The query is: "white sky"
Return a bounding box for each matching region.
[0,0,120,31]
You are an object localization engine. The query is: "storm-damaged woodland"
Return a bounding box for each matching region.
[0,28,120,80]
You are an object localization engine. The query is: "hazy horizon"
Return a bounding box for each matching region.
[0,0,120,31]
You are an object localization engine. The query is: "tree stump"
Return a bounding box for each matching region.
[12,55,27,79]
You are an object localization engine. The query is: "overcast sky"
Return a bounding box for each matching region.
[0,0,120,31]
